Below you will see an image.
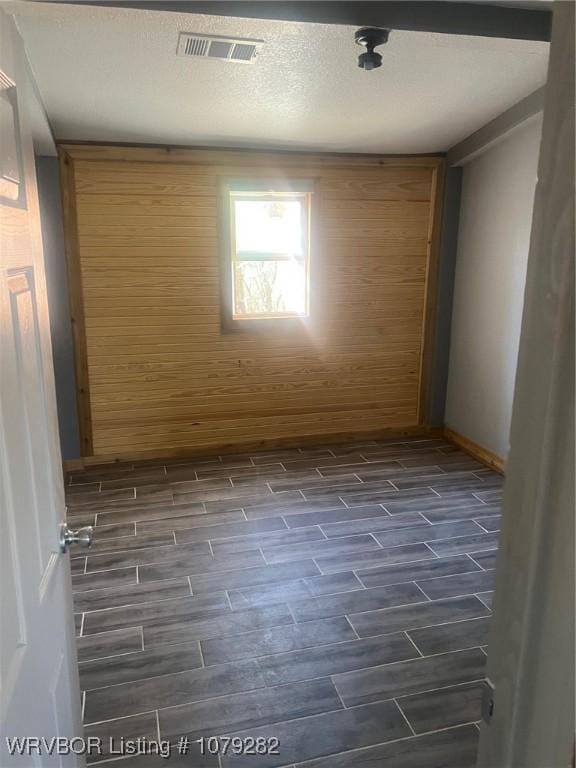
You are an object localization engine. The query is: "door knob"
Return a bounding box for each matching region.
[59,523,94,553]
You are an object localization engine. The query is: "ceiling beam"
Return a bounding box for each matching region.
[41,1,553,42]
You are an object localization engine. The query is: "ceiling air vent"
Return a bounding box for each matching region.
[177,33,263,63]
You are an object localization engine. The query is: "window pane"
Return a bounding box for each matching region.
[228,190,311,321]
[234,199,304,256]
[233,259,307,318]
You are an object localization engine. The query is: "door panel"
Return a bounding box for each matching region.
[0,8,83,766]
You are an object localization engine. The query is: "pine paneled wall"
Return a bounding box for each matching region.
[60,146,443,459]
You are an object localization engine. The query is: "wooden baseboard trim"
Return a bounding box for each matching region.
[63,425,443,470]
[62,458,86,472]
[444,426,505,475]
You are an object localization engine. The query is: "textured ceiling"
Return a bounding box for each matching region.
[8,1,549,154]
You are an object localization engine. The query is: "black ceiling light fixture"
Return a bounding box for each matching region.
[354,27,390,71]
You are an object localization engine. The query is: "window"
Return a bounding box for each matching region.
[222,181,312,326]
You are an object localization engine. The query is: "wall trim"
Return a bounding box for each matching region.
[418,160,447,424]
[58,147,94,456]
[63,425,444,470]
[444,426,505,474]
[426,166,462,426]
[447,87,545,167]
[62,458,86,473]
[58,142,444,167]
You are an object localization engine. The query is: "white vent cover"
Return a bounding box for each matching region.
[177,33,263,63]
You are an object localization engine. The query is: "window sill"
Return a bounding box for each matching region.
[221,316,312,334]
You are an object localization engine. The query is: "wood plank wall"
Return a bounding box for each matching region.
[60,145,443,460]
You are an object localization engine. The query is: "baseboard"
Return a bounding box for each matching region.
[63,424,443,470]
[62,458,86,472]
[444,426,505,475]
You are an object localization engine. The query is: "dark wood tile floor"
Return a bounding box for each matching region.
[66,437,503,767]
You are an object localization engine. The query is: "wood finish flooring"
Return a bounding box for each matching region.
[66,437,502,767]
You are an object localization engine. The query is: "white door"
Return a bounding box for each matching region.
[0,9,84,767]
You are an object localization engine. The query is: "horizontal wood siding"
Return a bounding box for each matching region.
[61,146,441,458]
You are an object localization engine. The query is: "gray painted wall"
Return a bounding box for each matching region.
[36,155,81,460]
[427,167,462,427]
[444,115,543,459]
